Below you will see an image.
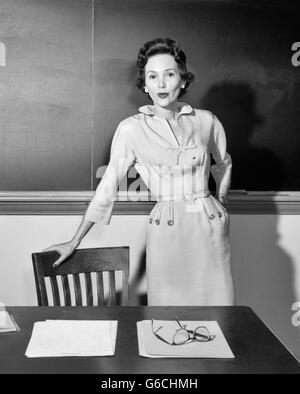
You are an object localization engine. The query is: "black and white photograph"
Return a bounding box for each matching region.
[0,0,299,379]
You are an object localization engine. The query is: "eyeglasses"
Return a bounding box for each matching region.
[151,316,216,346]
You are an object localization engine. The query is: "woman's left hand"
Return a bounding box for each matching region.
[218,194,228,207]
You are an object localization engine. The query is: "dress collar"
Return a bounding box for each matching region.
[138,102,194,117]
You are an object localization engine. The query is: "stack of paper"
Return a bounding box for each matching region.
[0,311,20,333]
[25,320,118,357]
[137,320,234,358]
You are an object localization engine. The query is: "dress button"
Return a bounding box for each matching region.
[155,219,160,225]
[149,218,153,224]
[192,156,196,159]
[167,220,174,226]
[209,214,215,220]
[218,212,222,217]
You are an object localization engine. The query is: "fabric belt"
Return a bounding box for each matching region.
[150,192,224,226]
[157,192,210,202]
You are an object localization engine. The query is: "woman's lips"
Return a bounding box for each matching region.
[157,93,169,98]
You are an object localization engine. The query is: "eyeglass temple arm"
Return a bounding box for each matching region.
[154,331,172,345]
[174,316,184,329]
[151,319,172,345]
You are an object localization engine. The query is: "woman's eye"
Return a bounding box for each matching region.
[167,73,175,77]
[148,75,156,80]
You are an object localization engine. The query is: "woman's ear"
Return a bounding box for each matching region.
[144,87,149,93]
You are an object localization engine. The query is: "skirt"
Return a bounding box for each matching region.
[146,195,235,306]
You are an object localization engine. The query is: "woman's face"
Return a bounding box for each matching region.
[144,54,184,110]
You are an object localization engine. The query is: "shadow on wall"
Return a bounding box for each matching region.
[130,249,147,306]
[230,215,300,361]
[201,81,285,191]
[201,80,299,360]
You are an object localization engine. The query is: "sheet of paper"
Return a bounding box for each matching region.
[137,320,235,358]
[25,320,118,357]
[0,311,7,327]
[0,311,20,332]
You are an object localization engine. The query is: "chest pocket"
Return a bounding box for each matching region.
[136,141,208,167]
[176,145,207,166]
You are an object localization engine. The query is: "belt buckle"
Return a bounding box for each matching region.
[184,194,196,202]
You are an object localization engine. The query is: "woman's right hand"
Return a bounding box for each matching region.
[42,239,80,268]
[42,218,95,268]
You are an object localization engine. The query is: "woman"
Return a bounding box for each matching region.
[44,38,235,306]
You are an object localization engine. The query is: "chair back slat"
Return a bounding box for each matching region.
[72,274,82,306]
[38,277,48,306]
[96,272,104,306]
[61,275,71,306]
[32,254,49,306]
[31,247,129,306]
[108,271,116,306]
[50,276,61,306]
[84,272,93,306]
[121,271,129,306]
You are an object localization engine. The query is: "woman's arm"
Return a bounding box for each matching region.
[42,218,97,267]
[209,114,232,206]
[43,121,136,267]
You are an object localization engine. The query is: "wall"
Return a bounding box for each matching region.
[0,213,299,361]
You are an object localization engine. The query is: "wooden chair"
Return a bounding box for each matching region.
[32,247,129,306]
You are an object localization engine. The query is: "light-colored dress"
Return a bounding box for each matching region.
[85,102,234,306]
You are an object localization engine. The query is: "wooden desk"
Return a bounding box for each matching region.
[0,306,299,374]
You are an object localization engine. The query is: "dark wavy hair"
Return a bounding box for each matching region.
[136,37,195,98]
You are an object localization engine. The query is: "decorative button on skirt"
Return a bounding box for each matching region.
[146,195,235,306]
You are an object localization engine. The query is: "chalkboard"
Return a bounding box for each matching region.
[0,0,92,190]
[94,0,300,192]
[1,0,299,191]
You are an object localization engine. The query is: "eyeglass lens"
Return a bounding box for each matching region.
[194,326,210,341]
[173,328,190,345]
[173,326,211,344]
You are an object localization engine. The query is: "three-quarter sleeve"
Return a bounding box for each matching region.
[84,122,136,224]
[210,114,232,196]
